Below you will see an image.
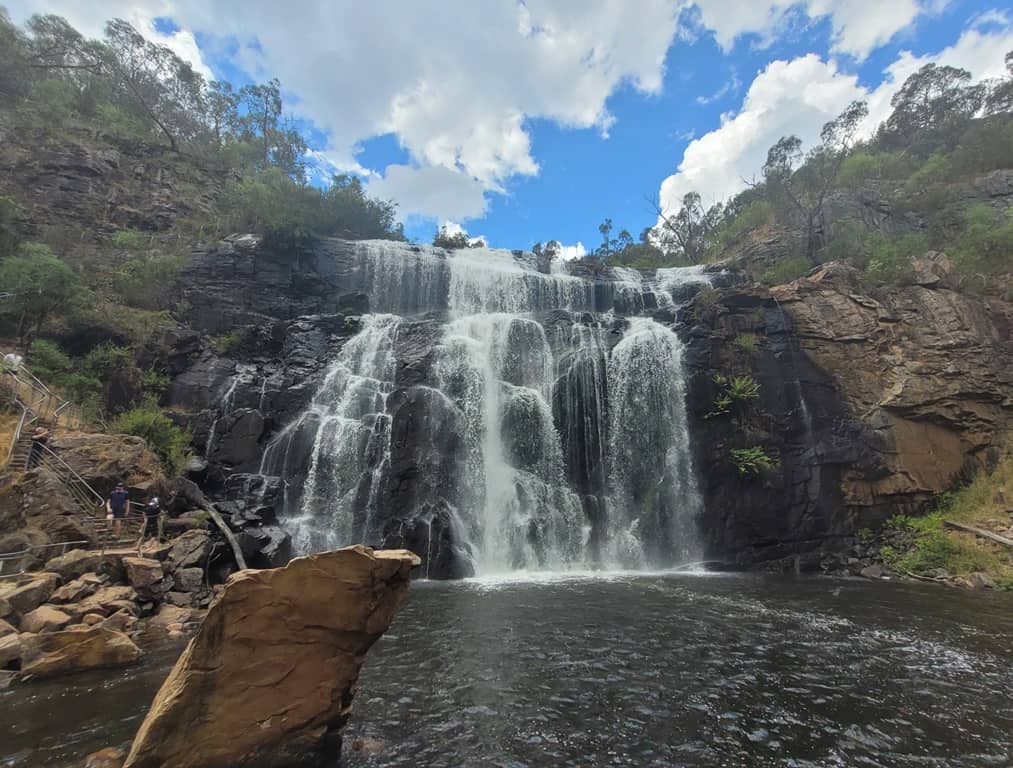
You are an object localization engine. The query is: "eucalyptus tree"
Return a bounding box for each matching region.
[761,100,869,264]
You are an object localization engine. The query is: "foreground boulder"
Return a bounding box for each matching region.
[19,625,141,678]
[124,545,419,768]
[3,573,59,618]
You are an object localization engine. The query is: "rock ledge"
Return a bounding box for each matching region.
[123,545,419,768]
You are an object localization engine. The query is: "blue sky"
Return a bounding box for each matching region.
[10,1,1013,252]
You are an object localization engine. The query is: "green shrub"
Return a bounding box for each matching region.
[885,513,914,531]
[31,77,77,123]
[732,334,758,353]
[948,204,1013,279]
[759,255,811,286]
[836,151,881,187]
[864,232,929,286]
[109,406,190,477]
[26,338,72,378]
[138,369,169,400]
[903,152,952,194]
[212,330,245,355]
[694,287,718,309]
[111,253,185,309]
[708,374,761,419]
[81,342,132,379]
[110,229,147,251]
[93,102,149,141]
[730,446,777,476]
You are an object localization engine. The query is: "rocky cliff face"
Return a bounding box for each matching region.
[682,259,1012,569]
[164,237,1011,575]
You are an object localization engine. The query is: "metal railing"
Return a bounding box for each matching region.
[0,540,89,580]
[1,363,84,430]
[8,441,144,550]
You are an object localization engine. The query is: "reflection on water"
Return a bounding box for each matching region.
[2,574,1012,767]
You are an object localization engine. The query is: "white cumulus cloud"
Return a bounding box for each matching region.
[687,0,933,60]
[658,21,1013,219]
[366,165,489,223]
[9,0,682,221]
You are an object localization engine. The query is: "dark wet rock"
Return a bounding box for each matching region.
[682,264,1011,569]
[210,409,264,468]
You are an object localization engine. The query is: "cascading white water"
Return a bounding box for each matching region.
[448,248,596,314]
[653,264,715,306]
[605,317,701,567]
[434,314,585,572]
[265,240,711,575]
[288,314,400,551]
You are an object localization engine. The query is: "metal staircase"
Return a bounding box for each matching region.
[2,361,143,551]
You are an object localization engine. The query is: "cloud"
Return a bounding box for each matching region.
[696,70,742,105]
[559,242,587,261]
[439,220,487,246]
[687,0,932,60]
[366,165,489,222]
[658,22,1013,219]
[9,0,682,221]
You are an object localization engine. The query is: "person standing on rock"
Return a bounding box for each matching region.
[142,495,163,542]
[106,482,129,539]
[27,426,50,469]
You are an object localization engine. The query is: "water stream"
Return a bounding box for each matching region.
[3,575,1011,767]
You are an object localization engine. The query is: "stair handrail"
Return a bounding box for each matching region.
[2,397,35,470]
[0,539,90,580]
[29,441,106,508]
[0,362,86,429]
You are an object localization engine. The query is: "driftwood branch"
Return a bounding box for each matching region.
[943,520,1013,549]
[206,506,248,570]
[903,570,948,584]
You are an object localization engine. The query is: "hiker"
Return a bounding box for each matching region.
[106,482,129,538]
[27,426,50,469]
[143,495,163,541]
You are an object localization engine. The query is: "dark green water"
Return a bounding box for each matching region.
[2,573,1012,767]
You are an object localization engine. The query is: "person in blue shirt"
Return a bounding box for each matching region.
[106,482,129,538]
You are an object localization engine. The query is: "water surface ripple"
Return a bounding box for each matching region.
[1,573,1011,767]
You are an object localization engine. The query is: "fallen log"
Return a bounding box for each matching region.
[943,519,1013,549]
[205,507,248,570]
[903,570,948,584]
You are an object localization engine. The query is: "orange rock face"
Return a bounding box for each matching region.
[123,545,419,768]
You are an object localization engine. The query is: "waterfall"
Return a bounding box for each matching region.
[265,240,710,576]
[287,314,400,552]
[434,314,584,572]
[605,318,701,567]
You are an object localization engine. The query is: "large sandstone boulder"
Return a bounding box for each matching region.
[49,432,164,495]
[45,549,104,582]
[3,573,59,617]
[0,632,23,667]
[122,557,170,601]
[124,546,419,768]
[166,529,210,571]
[50,573,104,603]
[20,605,72,633]
[19,625,141,678]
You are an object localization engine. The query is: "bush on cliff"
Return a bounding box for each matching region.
[0,243,81,346]
[221,170,405,247]
[109,406,190,477]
